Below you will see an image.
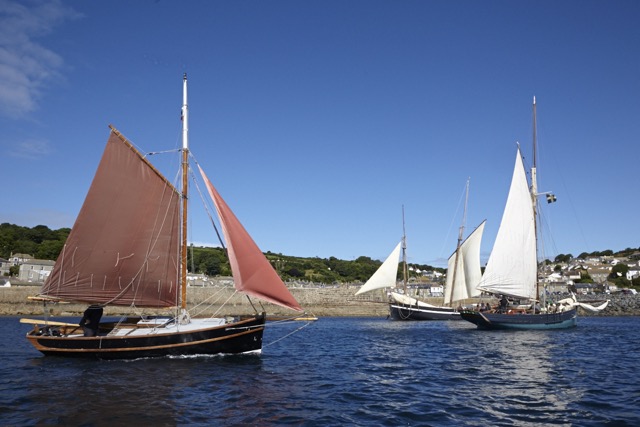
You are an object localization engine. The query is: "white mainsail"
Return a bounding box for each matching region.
[355,242,402,295]
[477,146,537,300]
[462,220,485,298]
[445,246,466,304]
[443,220,486,304]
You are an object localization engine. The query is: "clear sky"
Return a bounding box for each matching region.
[1,0,638,268]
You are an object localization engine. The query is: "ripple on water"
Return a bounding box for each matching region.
[3,316,640,426]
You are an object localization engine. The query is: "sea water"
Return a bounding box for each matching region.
[1,315,639,426]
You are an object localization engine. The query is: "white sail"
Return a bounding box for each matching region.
[355,242,402,295]
[462,220,485,298]
[444,247,466,303]
[444,220,485,303]
[477,147,537,300]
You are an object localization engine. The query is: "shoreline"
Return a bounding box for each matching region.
[2,284,639,318]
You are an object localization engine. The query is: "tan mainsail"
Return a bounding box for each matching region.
[41,129,181,308]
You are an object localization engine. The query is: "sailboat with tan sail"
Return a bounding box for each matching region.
[24,74,305,359]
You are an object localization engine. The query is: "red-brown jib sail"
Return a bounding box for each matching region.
[198,165,302,312]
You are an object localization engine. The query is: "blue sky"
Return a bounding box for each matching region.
[1,0,638,268]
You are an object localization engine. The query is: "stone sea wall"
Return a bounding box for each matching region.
[2,284,639,318]
[0,284,391,317]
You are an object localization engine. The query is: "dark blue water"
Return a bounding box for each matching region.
[2,316,639,426]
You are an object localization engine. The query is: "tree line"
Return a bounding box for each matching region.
[0,223,69,261]
[0,223,442,283]
[3,223,637,285]
[189,246,445,284]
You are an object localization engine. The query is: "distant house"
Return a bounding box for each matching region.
[422,270,443,280]
[547,281,569,294]
[0,257,10,276]
[18,259,56,283]
[564,268,581,281]
[574,283,598,295]
[9,253,33,265]
[186,273,223,287]
[428,283,444,296]
[587,265,612,284]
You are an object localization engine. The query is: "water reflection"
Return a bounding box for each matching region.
[465,330,572,424]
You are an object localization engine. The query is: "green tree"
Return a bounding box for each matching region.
[28,225,54,244]
[609,263,629,279]
[554,254,572,263]
[35,240,65,260]
[13,239,37,257]
[9,265,19,276]
[286,267,304,278]
[189,247,230,276]
[611,276,630,288]
[574,270,593,283]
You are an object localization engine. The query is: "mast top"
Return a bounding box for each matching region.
[182,74,189,150]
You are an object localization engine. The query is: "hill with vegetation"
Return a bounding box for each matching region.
[0,223,441,283]
[1,223,638,285]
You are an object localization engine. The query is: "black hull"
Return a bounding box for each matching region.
[389,303,461,321]
[459,309,577,330]
[26,314,266,360]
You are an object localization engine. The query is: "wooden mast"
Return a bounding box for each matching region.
[531,96,539,304]
[401,205,408,294]
[447,178,469,307]
[180,74,189,310]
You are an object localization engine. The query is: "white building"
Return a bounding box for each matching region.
[18,259,55,283]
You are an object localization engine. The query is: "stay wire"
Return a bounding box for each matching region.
[263,318,314,348]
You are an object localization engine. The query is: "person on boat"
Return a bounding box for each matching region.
[80,304,104,337]
[499,295,509,313]
[531,302,541,314]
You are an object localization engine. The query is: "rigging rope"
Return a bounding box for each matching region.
[438,181,469,261]
[189,154,226,250]
[263,317,315,348]
[191,288,239,319]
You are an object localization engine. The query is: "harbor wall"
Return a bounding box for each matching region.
[1,284,638,317]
